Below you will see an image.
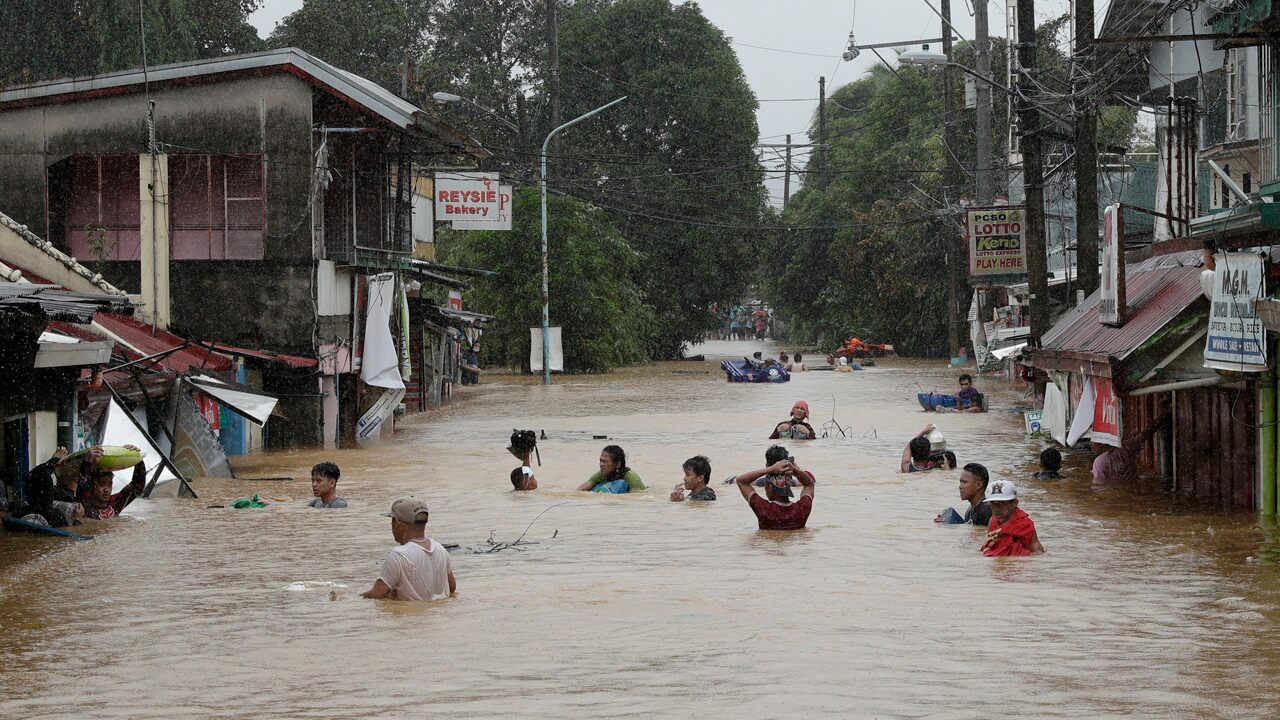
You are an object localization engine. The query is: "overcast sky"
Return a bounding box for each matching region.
[252,0,1071,206]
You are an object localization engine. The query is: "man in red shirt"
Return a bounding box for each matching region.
[980,480,1044,556]
[733,446,815,530]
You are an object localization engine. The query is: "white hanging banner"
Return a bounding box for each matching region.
[1204,252,1268,372]
[529,327,564,372]
[361,272,405,390]
[452,184,513,230]
[356,388,406,445]
[1099,203,1126,326]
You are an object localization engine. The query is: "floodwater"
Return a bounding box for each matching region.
[4,340,1280,719]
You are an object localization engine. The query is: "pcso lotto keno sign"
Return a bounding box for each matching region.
[967,206,1027,278]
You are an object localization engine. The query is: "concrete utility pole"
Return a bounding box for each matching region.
[941,0,962,357]
[974,0,994,204]
[784,133,793,206]
[1017,0,1051,341]
[1072,0,1100,300]
[546,0,561,176]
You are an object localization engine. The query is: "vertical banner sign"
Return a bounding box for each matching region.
[1204,252,1268,372]
[1091,376,1122,447]
[1099,203,1127,326]
[452,184,513,230]
[434,172,501,222]
[447,290,463,310]
[967,206,1027,277]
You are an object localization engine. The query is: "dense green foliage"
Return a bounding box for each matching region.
[0,0,262,84]
[437,188,654,373]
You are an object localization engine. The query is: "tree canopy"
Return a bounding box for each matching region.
[0,0,263,85]
[437,188,654,373]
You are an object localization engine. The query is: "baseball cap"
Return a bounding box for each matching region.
[381,496,429,524]
[764,475,794,499]
[983,479,1018,502]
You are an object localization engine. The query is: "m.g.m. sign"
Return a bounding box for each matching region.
[967,206,1027,278]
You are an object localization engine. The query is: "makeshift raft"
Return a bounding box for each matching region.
[721,359,790,383]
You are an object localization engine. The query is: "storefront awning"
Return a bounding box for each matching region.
[1024,251,1208,389]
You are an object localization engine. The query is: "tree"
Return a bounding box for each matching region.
[268,0,433,93]
[436,188,655,373]
[0,0,264,86]
[553,0,768,357]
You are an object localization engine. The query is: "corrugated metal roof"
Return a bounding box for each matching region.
[88,313,233,373]
[0,283,132,322]
[1040,250,1206,361]
[0,48,485,156]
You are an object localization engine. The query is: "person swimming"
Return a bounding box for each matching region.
[771,400,815,440]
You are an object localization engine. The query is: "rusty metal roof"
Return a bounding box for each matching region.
[1040,250,1206,361]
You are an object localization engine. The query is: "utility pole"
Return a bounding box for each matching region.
[817,76,827,188]
[784,133,792,206]
[974,0,993,204]
[941,0,962,357]
[1017,0,1051,341]
[1072,0,1100,300]
[546,0,561,177]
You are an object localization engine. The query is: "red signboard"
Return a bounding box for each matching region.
[447,290,462,310]
[1092,376,1121,447]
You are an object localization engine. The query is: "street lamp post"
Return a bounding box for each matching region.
[539,96,627,384]
[431,91,522,134]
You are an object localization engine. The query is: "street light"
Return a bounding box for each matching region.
[539,96,627,385]
[431,91,521,134]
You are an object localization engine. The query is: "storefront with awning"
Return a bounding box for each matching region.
[1023,249,1263,509]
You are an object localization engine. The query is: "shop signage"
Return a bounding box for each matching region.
[1204,252,1268,372]
[1099,203,1127,326]
[1023,410,1045,437]
[452,184,513,231]
[447,290,463,310]
[434,172,501,222]
[1091,376,1121,447]
[967,206,1027,278]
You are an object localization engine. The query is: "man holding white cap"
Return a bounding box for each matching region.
[362,497,457,601]
[980,480,1045,557]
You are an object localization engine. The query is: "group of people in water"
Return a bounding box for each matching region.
[16,445,148,527]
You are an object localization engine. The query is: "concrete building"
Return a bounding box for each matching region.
[0,48,488,448]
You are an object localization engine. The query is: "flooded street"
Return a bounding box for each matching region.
[4,341,1280,719]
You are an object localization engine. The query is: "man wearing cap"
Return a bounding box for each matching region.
[362,497,457,601]
[733,446,815,530]
[980,480,1045,556]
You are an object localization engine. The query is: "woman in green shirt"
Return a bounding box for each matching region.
[577,445,646,493]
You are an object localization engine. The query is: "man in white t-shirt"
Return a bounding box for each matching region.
[362,497,457,601]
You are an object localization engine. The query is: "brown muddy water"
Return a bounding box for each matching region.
[3,340,1280,719]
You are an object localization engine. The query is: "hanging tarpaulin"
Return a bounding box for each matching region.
[170,391,235,479]
[1091,377,1122,447]
[356,387,406,444]
[361,272,406,390]
[529,327,564,372]
[1204,252,1268,372]
[187,376,278,426]
[1066,376,1095,447]
[1042,380,1067,446]
[100,396,193,498]
[399,277,413,383]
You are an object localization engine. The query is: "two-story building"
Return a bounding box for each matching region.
[0,48,488,449]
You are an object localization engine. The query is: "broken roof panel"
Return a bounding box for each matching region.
[0,283,133,323]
